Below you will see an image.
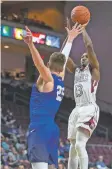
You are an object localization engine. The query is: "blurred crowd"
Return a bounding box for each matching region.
[1,11,53,30]
[58,140,112,169]
[1,108,30,169]
[1,108,112,169]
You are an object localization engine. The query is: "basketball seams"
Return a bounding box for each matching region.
[71,6,90,24]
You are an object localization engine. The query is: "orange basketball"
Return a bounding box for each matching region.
[71,5,90,25]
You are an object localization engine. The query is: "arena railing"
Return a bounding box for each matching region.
[13,92,29,105]
[87,144,112,149]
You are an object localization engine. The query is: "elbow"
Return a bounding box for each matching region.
[86,42,93,48]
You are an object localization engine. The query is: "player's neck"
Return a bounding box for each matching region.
[51,71,60,77]
[80,65,86,70]
[81,64,89,70]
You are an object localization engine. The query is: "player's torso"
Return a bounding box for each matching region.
[74,66,98,106]
[30,74,64,124]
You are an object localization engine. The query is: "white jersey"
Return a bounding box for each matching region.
[74,65,98,106]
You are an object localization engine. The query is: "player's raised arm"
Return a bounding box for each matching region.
[66,18,77,74]
[82,28,100,80]
[22,26,53,83]
[60,36,77,74]
[61,23,83,76]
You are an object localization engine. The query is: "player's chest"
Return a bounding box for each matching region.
[74,69,91,84]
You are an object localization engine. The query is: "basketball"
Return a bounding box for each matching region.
[71,5,90,25]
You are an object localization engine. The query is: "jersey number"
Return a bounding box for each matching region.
[56,85,64,102]
[75,84,83,97]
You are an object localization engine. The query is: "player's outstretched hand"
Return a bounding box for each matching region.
[65,22,84,43]
[21,26,33,45]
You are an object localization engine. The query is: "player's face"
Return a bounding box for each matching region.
[81,53,89,67]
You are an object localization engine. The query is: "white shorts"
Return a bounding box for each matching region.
[68,103,100,139]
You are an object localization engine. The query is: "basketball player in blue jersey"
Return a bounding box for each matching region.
[22,24,83,169]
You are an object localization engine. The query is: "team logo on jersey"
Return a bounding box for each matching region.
[75,84,83,97]
[75,73,89,83]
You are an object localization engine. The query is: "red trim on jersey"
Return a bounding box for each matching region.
[84,117,95,130]
[91,80,98,93]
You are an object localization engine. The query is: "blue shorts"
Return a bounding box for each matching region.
[27,123,59,168]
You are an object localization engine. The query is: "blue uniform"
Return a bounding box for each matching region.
[27,74,64,168]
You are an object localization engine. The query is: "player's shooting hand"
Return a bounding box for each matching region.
[82,20,89,28]
[65,22,84,43]
[21,26,33,45]
[81,21,89,34]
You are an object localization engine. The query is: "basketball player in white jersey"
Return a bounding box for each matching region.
[66,26,100,169]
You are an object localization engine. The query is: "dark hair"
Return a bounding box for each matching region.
[49,52,66,72]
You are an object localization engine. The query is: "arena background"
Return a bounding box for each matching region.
[1,1,112,169]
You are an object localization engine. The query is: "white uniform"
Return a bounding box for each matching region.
[68,65,100,139]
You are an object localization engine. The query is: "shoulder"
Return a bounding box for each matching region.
[74,66,80,73]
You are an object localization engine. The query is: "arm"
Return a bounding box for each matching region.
[82,29,100,80]
[8,160,18,166]
[22,26,53,83]
[60,23,83,77]
[66,57,77,73]
[36,75,43,86]
[28,43,53,82]
[60,36,77,74]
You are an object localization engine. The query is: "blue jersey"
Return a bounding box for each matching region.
[29,74,64,124]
